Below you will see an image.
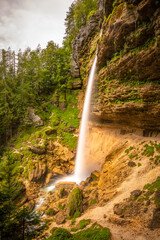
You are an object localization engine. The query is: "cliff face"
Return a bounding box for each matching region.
[73,0,160,133]
[64,1,160,239]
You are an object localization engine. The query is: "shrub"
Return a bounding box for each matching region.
[79,219,91,229]
[48,228,72,240]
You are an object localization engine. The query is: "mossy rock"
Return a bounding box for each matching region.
[67,187,83,217]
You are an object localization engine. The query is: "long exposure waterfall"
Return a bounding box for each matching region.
[74,49,98,183]
[45,50,98,192]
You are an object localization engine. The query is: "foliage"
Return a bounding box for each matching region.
[0,152,40,239]
[79,219,91,229]
[0,41,74,144]
[68,188,83,217]
[48,228,72,240]
[47,223,110,240]
[64,0,98,45]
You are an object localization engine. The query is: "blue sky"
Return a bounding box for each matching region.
[0,0,74,51]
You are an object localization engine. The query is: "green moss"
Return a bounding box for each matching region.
[58,202,64,210]
[79,219,91,229]
[72,223,110,240]
[129,153,138,159]
[47,228,72,240]
[46,208,57,216]
[142,144,154,157]
[125,146,133,154]
[67,188,83,217]
[47,223,110,240]
[90,199,97,205]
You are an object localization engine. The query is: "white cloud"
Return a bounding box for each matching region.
[0,0,74,52]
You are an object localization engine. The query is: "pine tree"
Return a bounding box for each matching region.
[0,152,40,240]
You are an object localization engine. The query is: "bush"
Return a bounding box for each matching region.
[72,224,110,240]
[47,224,111,240]
[48,228,72,240]
[79,219,91,229]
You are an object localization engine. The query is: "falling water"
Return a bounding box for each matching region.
[74,50,98,182]
[45,51,98,192]
[40,30,102,195]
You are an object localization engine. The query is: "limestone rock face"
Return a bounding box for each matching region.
[71,79,82,90]
[92,0,160,131]
[29,162,47,183]
[72,12,100,68]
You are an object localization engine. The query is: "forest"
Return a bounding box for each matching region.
[0,0,98,239]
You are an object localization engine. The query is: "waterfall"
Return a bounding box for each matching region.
[46,50,98,192]
[45,30,103,192]
[74,50,98,183]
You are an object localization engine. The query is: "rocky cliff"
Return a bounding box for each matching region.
[38,1,160,239]
[73,0,160,133]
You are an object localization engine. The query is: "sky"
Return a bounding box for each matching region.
[0,0,74,52]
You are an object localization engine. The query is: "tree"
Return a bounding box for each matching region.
[0,152,40,240]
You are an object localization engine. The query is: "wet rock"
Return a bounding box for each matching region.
[56,211,66,225]
[128,161,136,167]
[130,190,142,198]
[150,208,160,229]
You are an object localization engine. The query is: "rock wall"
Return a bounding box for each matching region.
[73,0,160,132]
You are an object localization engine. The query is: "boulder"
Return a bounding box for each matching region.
[130,190,142,198]
[128,161,136,167]
[45,129,57,136]
[29,146,46,155]
[56,211,66,225]
[28,107,44,127]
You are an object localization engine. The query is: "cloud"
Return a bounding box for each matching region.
[0,0,74,52]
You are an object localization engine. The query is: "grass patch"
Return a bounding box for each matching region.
[47,223,110,240]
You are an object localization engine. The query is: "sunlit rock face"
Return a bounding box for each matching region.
[94,0,160,131]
